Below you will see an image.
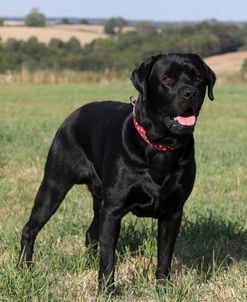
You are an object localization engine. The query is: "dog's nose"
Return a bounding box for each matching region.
[183,89,198,100]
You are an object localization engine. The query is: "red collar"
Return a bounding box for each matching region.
[132,98,176,152]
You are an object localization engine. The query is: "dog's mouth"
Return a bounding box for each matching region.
[173,107,197,127]
[164,107,197,135]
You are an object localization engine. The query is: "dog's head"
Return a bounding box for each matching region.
[131,53,216,135]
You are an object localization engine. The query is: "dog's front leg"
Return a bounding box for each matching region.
[98,207,122,293]
[156,209,183,285]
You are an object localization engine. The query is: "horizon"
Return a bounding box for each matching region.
[1,16,245,25]
[1,0,246,23]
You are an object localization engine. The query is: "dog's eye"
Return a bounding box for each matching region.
[163,75,174,85]
[194,75,202,82]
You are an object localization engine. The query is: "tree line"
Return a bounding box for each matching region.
[0,21,246,73]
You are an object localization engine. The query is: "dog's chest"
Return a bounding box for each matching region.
[148,152,177,185]
[129,152,188,218]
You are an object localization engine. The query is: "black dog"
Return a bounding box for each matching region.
[19,53,216,291]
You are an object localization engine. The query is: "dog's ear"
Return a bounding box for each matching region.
[204,63,216,101]
[131,55,160,101]
[196,55,216,101]
[197,56,216,101]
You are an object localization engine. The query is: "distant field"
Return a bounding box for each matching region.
[205,51,247,83]
[0,83,246,301]
[0,24,108,45]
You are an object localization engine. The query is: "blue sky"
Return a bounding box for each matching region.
[1,0,246,21]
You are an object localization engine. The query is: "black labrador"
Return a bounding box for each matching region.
[19,53,216,291]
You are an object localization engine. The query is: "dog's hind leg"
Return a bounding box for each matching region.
[19,127,91,267]
[19,173,74,267]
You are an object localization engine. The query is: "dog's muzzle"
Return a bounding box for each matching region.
[164,105,198,135]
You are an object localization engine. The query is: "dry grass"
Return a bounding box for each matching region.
[205,51,247,83]
[0,69,130,84]
[0,24,134,45]
[0,24,108,45]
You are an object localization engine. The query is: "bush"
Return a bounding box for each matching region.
[0,22,245,74]
[25,8,46,27]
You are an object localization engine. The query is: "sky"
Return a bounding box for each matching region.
[1,0,247,22]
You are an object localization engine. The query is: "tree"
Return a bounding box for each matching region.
[104,17,128,34]
[114,17,128,33]
[0,18,4,26]
[22,37,44,56]
[25,8,46,27]
[65,38,81,53]
[104,18,116,34]
[21,37,47,70]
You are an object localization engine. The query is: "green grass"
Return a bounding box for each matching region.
[0,83,246,301]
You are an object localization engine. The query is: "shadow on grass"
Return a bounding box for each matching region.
[177,213,247,275]
[117,212,247,277]
[117,216,157,256]
[33,211,246,280]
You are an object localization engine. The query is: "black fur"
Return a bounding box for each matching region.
[19,53,216,292]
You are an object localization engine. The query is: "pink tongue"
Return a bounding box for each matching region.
[174,115,196,126]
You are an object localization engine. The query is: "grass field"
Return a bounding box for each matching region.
[0,83,246,301]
